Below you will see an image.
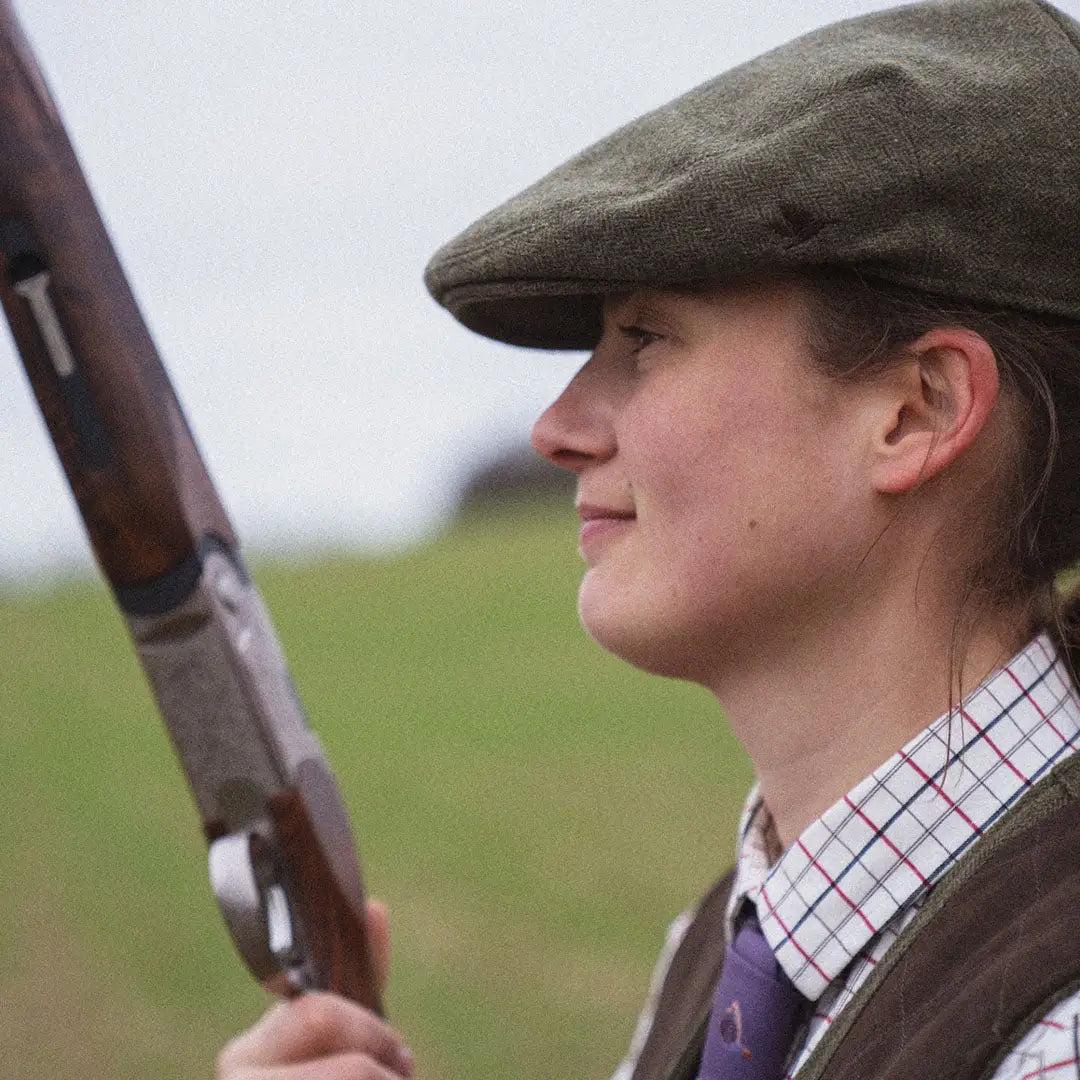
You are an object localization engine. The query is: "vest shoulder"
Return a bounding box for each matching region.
[812,769,1080,1080]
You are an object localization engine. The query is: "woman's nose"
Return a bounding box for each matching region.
[531,359,617,472]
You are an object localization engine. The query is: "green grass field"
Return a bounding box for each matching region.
[0,504,751,1080]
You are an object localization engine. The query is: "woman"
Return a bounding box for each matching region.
[219,0,1080,1077]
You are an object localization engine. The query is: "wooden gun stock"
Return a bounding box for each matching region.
[0,1,382,1013]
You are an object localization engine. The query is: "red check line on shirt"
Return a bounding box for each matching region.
[961,708,1031,786]
[1005,664,1069,744]
[796,838,877,934]
[759,883,830,982]
[843,796,929,884]
[1020,1055,1078,1079]
[898,749,983,835]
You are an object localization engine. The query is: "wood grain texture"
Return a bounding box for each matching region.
[268,758,384,1014]
[0,0,233,590]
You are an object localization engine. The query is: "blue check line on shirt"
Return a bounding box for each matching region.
[787,729,1080,970]
[921,729,1080,868]
[770,660,1070,948]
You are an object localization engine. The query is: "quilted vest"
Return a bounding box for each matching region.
[628,751,1080,1080]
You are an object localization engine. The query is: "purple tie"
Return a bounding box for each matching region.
[698,909,808,1080]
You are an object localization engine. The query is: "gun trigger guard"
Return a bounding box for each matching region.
[208,830,308,997]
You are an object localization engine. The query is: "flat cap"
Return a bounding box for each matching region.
[424,0,1080,350]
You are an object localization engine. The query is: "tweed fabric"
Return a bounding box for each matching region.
[424,0,1080,350]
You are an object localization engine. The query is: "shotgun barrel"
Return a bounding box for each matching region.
[0,1,382,1013]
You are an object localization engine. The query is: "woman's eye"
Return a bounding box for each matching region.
[619,325,663,355]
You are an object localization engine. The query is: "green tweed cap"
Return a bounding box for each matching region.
[424,0,1080,350]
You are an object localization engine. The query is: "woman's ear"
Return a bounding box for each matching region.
[870,328,1000,494]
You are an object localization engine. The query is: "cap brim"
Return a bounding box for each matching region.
[437,281,622,350]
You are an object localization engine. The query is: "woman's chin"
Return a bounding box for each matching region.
[576,572,624,645]
[578,587,684,678]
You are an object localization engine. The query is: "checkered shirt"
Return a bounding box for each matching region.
[611,633,1080,1080]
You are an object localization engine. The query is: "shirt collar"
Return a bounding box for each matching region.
[727,633,1080,1000]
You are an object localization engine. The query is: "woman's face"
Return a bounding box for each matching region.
[531,281,883,688]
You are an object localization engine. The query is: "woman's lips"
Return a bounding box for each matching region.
[577,505,635,556]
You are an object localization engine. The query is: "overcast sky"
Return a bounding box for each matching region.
[3,0,1077,581]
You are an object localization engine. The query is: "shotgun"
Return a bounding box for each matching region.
[0,3,383,1013]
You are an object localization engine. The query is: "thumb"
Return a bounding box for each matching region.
[366,898,391,994]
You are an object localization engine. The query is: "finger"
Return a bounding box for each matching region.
[221,1049,411,1080]
[365,899,391,994]
[221,994,412,1071]
[219,993,412,1076]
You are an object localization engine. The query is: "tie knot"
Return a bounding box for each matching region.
[731,910,779,972]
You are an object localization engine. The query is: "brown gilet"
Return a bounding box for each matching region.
[628,752,1080,1080]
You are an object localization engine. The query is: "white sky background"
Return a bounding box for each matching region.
[3,0,1077,581]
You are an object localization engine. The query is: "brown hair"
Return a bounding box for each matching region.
[797,270,1080,684]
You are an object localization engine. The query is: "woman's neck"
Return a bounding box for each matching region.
[710,597,1029,850]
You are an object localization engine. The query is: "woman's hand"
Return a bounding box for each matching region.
[217,901,414,1080]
